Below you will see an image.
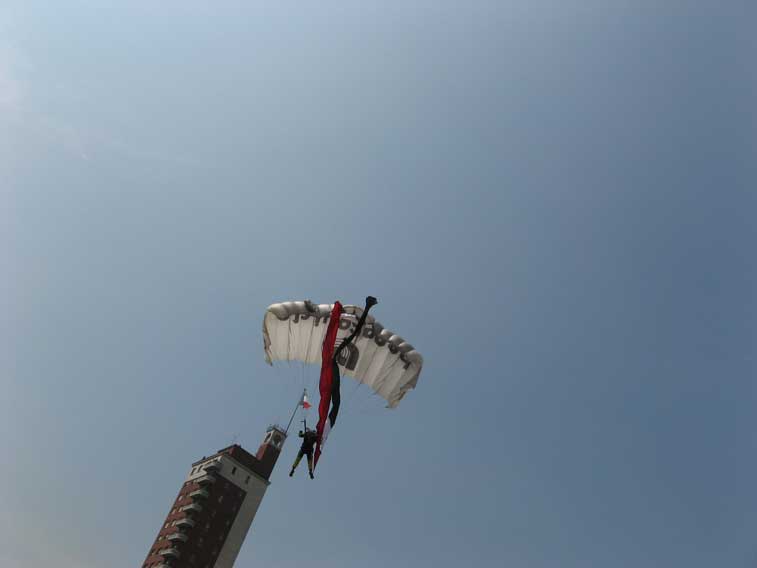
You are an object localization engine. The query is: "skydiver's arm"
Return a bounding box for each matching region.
[334,296,377,359]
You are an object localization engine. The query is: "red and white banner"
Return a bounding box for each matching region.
[314,302,343,467]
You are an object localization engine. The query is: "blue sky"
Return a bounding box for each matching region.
[2,2,756,567]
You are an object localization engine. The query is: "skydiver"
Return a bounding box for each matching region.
[289,427,318,479]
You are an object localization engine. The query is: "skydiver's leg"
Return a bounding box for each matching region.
[306,452,314,479]
[290,450,304,476]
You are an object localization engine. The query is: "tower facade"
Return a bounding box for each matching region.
[143,425,287,568]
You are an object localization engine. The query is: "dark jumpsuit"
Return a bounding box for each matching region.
[291,429,318,475]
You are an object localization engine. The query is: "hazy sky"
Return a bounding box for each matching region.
[3,2,756,567]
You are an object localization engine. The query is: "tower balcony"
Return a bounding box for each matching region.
[166,531,189,543]
[159,547,180,559]
[195,474,216,485]
[189,488,209,500]
[203,461,221,472]
[180,503,203,514]
[174,517,195,529]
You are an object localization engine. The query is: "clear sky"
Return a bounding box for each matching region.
[3,2,756,567]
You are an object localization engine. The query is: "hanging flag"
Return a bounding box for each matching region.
[313,296,378,469]
[314,302,343,468]
[300,391,312,409]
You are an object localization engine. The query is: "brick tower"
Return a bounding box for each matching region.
[142,425,287,568]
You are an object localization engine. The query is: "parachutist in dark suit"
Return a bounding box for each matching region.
[290,428,318,479]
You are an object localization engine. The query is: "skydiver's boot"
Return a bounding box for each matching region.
[289,469,294,477]
[309,470,314,479]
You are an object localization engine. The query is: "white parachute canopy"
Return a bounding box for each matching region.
[262,300,423,408]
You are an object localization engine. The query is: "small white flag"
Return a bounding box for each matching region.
[300,391,311,409]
